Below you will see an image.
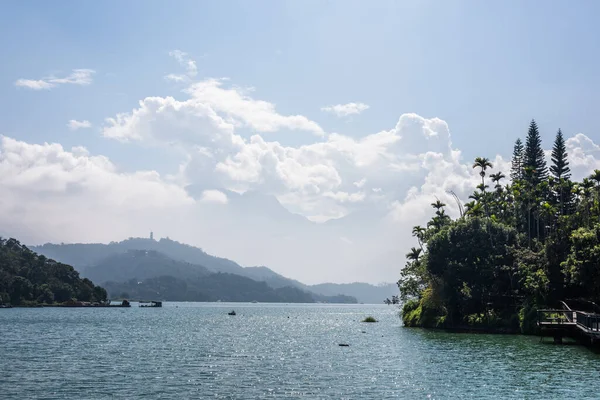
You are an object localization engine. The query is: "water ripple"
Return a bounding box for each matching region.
[1,304,599,399]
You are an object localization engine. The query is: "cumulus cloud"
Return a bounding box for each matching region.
[67,120,92,131]
[15,69,95,90]
[200,189,228,204]
[6,65,600,283]
[101,88,466,222]
[321,102,370,117]
[566,133,600,180]
[186,79,325,136]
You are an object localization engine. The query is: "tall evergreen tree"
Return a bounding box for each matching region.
[523,119,548,185]
[550,129,570,180]
[510,138,524,181]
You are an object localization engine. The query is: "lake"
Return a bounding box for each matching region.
[1,303,599,399]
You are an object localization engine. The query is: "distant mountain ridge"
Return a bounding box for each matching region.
[32,237,398,303]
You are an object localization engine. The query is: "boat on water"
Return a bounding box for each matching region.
[139,301,162,308]
[228,310,236,316]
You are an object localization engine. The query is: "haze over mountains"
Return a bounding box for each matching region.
[32,237,398,304]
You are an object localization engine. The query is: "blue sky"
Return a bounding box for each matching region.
[3,1,599,165]
[1,1,600,283]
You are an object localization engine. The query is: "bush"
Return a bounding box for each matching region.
[362,316,378,323]
[401,299,421,327]
[519,302,539,334]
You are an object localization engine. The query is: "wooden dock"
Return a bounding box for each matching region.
[537,308,600,345]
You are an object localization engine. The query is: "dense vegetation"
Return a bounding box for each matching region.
[0,238,107,306]
[103,274,356,303]
[399,120,600,333]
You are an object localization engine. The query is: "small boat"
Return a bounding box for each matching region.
[228,310,236,316]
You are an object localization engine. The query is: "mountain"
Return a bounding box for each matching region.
[83,250,211,284]
[32,237,396,303]
[0,237,107,306]
[102,274,354,303]
[34,247,356,303]
[309,282,399,304]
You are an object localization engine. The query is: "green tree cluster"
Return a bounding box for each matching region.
[0,238,107,306]
[399,120,600,333]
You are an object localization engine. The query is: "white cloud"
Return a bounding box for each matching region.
[67,120,92,131]
[321,102,370,117]
[7,66,600,283]
[101,88,460,222]
[164,74,188,83]
[169,50,198,77]
[186,79,325,136]
[353,178,367,188]
[15,69,95,90]
[14,79,54,90]
[200,189,228,204]
[566,133,600,180]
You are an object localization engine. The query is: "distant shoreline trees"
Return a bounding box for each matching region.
[0,238,107,306]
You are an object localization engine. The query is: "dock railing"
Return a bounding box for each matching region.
[538,309,600,333]
[574,311,600,332]
[537,309,574,325]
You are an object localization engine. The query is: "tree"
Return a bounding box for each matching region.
[510,138,525,182]
[406,247,422,262]
[523,119,548,185]
[412,226,426,250]
[490,172,506,190]
[550,129,570,180]
[473,157,493,187]
[400,118,600,332]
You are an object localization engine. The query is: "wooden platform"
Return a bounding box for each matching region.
[537,309,600,344]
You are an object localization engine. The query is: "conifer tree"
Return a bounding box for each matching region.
[523,119,548,185]
[510,138,524,181]
[550,129,570,180]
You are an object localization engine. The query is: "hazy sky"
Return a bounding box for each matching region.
[1,1,600,284]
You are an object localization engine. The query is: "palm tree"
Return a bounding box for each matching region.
[406,247,422,262]
[464,201,484,217]
[589,170,600,221]
[431,200,446,210]
[412,225,426,250]
[490,172,506,191]
[473,157,493,187]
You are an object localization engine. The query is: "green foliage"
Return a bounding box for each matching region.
[524,119,548,185]
[0,237,107,306]
[550,129,570,180]
[400,119,600,332]
[511,138,525,182]
[362,316,378,323]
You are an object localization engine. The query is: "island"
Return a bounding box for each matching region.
[399,120,600,335]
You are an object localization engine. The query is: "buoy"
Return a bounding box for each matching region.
[338,343,350,347]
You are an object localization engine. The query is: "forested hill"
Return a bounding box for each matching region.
[0,238,107,306]
[103,274,356,303]
[81,250,357,303]
[32,238,393,303]
[400,120,600,333]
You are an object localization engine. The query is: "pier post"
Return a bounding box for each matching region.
[553,334,563,344]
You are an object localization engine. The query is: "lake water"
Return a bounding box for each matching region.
[1,303,599,399]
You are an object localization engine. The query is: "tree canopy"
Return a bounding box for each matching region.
[400,121,600,333]
[0,238,107,306]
